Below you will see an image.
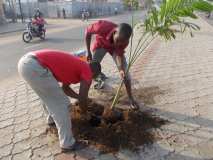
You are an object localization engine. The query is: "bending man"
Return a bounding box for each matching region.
[18,49,101,152]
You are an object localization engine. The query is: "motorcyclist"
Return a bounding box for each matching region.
[32,15,46,35]
[34,8,43,19]
[82,9,89,21]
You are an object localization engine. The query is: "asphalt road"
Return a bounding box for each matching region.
[0,11,146,84]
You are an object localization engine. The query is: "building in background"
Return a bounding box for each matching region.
[8,0,124,19]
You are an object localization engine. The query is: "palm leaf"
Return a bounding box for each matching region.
[110,0,213,109]
[144,0,213,40]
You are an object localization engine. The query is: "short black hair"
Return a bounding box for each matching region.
[117,23,133,39]
[89,61,101,76]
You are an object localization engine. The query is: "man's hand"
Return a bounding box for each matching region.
[79,106,87,115]
[115,55,126,80]
[119,70,125,80]
[62,84,79,99]
[86,32,92,62]
[79,111,91,121]
[87,51,92,62]
[79,80,90,117]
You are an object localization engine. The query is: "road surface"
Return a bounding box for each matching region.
[0,11,146,85]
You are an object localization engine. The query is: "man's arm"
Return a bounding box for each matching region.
[115,54,140,110]
[78,80,90,114]
[85,33,92,61]
[115,55,126,79]
[62,84,79,99]
[85,21,106,61]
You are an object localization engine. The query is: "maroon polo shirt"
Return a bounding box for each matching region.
[85,20,128,56]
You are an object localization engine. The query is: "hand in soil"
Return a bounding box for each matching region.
[102,108,113,119]
[79,111,91,121]
[83,114,92,121]
[102,108,124,124]
[129,98,140,110]
[74,98,93,106]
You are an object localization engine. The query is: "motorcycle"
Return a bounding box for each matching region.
[22,20,46,43]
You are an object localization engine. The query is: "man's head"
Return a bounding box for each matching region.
[89,61,101,78]
[113,23,132,46]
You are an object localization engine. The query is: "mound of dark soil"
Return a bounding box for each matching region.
[48,101,168,153]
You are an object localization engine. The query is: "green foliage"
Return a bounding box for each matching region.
[111,0,213,109]
[144,0,213,40]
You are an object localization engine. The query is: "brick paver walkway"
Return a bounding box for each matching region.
[0,16,213,160]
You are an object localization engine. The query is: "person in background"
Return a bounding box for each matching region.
[62,8,66,19]
[207,11,211,18]
[32,15,46,34]
[34,8,43,19]
[114,7,118,15]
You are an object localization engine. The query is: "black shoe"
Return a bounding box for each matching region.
[94,72,108,82]
[94,80,105,89]
[61,141,86,153]
[100,72,108,81]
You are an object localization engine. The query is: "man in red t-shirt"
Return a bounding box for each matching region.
[18,49,101,152]
[85,20,139,110]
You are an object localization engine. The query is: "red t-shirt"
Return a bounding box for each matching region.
[32,17,45,25]
[85,20,128,56]
[34,49,92,85]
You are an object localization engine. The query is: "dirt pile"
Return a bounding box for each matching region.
[48,104,168,153]
[47,87,168,153]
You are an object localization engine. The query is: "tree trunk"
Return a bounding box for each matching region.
[0,0,6,24]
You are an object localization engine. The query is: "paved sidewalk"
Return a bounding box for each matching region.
[0,17,213,160]
[198,12,213,26]
[0,22,26,34]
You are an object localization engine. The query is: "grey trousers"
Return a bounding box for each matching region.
[18,53,75,148]
[93,48,130,79]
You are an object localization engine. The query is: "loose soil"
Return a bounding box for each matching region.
[47,87,169,153]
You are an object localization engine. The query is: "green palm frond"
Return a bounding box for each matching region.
[110,0,213,109]
[144,0,213,40]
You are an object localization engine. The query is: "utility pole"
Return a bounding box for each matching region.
[18,0,24,23]
[27,0,31,18]
[0,0,6,24]
[10,0,16,22]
